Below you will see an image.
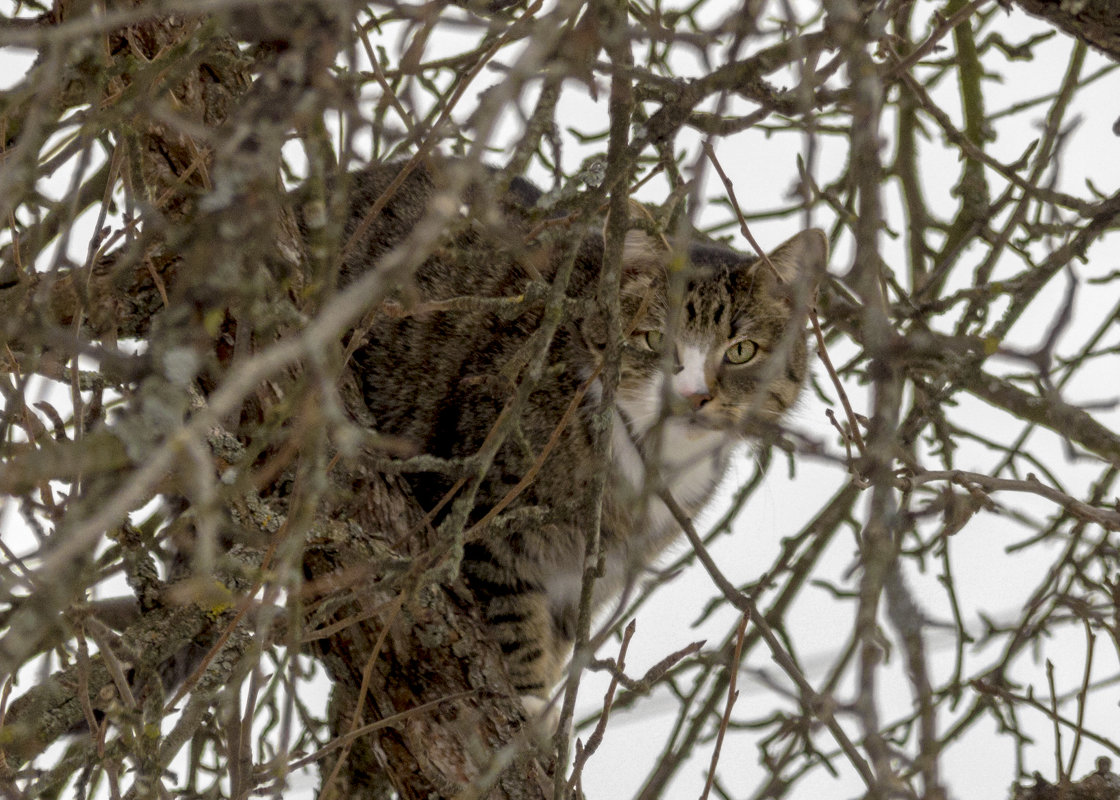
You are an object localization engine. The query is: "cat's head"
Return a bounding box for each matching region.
[610,227,827,440]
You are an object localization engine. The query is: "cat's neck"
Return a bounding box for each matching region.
[608,400,736,544]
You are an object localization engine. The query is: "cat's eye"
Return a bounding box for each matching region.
[725,340,758,365]
[644,330,664,351]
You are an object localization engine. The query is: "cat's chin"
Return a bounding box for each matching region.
[670,413,730,438]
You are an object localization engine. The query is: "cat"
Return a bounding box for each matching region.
[336,157,827,710]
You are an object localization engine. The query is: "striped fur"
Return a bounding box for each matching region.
[337,159,827,704]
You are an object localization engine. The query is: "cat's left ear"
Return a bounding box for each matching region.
[764,229,829,286]
[609,199,670,278]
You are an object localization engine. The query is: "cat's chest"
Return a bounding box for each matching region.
[541,416,731,624]
[609,411,733,542]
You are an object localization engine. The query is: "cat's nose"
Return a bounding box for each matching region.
[686,391,713,410]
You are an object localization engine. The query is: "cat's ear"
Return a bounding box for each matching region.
[620,229,667,275]
[609,200,669,277]
[763,229,829,286]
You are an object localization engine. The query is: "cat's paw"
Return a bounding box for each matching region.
[520,694,560,738]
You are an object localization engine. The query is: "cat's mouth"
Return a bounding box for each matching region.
[615,385,733,437]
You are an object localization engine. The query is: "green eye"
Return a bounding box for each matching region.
[725,340,758,365]
[644,330,664,351]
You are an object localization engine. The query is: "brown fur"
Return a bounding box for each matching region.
[334,159,827,700]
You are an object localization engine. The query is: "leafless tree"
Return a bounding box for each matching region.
[2,1,1119,798]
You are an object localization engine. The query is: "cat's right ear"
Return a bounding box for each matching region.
[763,229,829,286]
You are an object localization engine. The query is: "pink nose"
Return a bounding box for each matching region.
[687,392,712,410]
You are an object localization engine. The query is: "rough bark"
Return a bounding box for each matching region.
[305,538,554,800]
[304,380,554,800]
[1013,0,1120,62]
[1011,758,1120,800]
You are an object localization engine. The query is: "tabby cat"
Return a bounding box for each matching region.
[337,158,826,711]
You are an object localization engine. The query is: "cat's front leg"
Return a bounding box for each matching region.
[461,542,575,729]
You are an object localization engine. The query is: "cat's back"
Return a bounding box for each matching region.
[343,161,595,471]
[339,159,549,295]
